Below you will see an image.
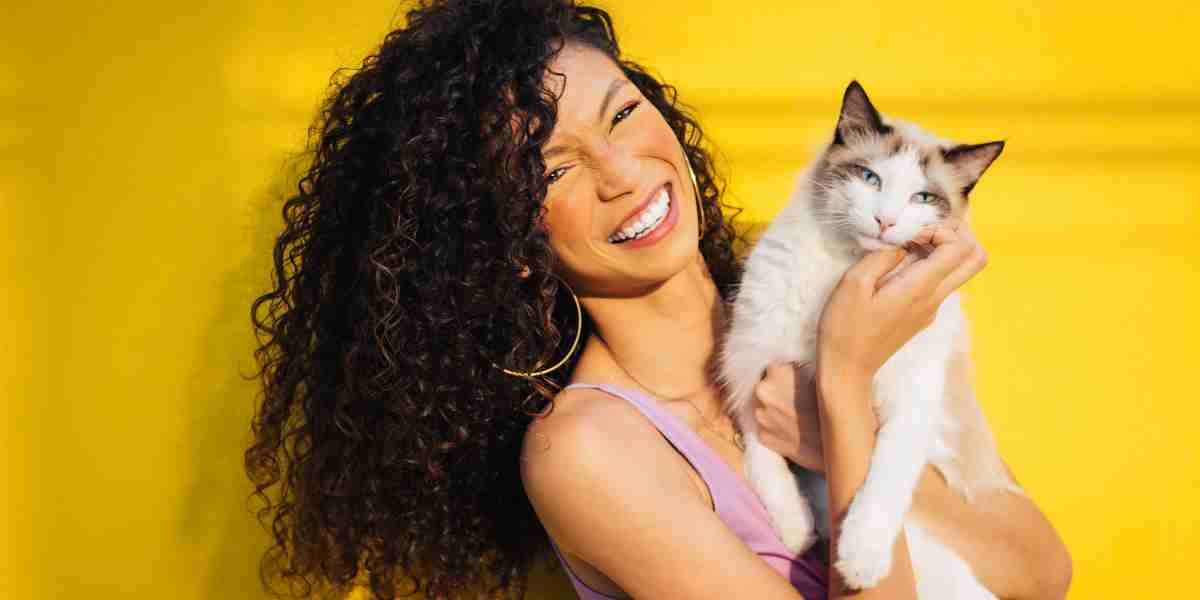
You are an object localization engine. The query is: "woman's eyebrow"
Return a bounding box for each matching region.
[544,78,628,161]
[594,78,628,125]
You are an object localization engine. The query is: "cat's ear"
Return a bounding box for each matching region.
[834,81,889,145]
[942,141,1005,195]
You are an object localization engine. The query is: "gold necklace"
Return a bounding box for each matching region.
[603,340,745,451]
[686,394,746,452]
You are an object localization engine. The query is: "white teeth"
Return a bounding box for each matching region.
[608,188,671,243]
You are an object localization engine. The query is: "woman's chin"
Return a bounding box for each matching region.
[579,212,702,293]
[641,241,698,279]
[610,235,701,289]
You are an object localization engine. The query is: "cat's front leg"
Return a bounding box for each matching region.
[741,428,819,554]
[834,370,941,589]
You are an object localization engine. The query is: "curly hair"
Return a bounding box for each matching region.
[244,1,747,598]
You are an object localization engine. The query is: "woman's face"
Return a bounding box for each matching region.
[538,44,701,297]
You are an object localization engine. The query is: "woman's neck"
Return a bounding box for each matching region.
[575,255,727,415]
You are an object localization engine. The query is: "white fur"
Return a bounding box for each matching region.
[719,129,1023,597]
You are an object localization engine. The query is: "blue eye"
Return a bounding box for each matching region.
[912,191,939,204]
[612,101,639,126]
[860,166,882,189]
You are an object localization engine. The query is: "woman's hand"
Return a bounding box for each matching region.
[816,219,987,385]
[752,221,985,470]
[753,360,881,471]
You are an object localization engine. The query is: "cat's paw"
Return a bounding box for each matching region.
[773,508,819,555]
[833,504,898,589]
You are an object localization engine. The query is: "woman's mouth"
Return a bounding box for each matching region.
[606,183,678,248]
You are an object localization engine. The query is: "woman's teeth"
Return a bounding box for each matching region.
[608,188,670,244]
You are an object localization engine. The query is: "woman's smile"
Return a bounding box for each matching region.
[605,180,679,249]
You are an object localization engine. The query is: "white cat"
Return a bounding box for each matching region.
[718,81,1024,598]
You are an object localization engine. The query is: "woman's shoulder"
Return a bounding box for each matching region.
[519,386,817,600]
[520,384,657,471]
[519,383,703,524]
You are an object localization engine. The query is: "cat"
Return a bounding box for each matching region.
[717,81,1024,598]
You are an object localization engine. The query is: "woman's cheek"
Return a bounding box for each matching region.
[544,189,594,257]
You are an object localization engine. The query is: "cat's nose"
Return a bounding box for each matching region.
[875,216,894,232]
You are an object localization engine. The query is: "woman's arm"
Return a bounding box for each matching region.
[812,245,951,599]
[756,362,1072,600]
[755,221,1072,600]
[817,368,918,599]
[909,460,1072,600]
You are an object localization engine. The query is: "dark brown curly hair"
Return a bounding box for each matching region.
[245,0,747,598]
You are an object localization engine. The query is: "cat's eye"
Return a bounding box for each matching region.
[859,166,882,189]
[912,191,940,204]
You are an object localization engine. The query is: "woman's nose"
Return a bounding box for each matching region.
[590,143,642,200]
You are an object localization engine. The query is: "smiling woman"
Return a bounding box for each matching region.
[243,1,745,598]
[244,1,1068,599]
[535,45,704,295]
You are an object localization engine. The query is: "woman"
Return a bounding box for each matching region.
[245,1,1072,599]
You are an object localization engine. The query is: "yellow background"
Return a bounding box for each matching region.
[5,1,1196,598]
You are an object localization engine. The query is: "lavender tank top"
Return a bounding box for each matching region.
[547,382,829,599]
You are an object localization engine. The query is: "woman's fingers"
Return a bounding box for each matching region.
[885,218,988,305]
[932,229,988,300]
[843,247,909,293]
[904,217,961,251]
[795,360,817,381]
[880,223,972,302]
[923,219,986,299]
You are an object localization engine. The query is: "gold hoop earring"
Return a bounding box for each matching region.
[686,156,706,240]
[490,273,583,379]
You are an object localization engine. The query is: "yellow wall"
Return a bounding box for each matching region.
[5,1,1195,598]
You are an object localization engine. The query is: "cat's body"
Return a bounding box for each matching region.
[718,82,1023,598]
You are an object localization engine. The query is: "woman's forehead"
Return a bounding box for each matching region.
[544,46,628,142]
[545,46,627,124]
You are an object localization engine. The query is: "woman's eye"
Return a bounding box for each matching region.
[612,101,639,126]
[860,166,882,188]
[912,191,939,204]
[546,166,568,184]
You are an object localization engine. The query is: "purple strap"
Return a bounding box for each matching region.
[546,382,828,599]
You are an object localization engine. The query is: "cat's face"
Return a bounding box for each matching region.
[815,82,1004,251]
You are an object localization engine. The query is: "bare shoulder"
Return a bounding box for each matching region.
[519,386,809,599]
[520,386,671,482]
[522,385,654,457]
[519,386,701,539]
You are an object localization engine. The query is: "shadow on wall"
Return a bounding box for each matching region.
[178,156,305,600]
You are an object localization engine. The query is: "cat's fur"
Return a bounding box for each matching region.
[718,81,1024,598]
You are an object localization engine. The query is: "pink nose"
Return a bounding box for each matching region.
[875,216,895,231]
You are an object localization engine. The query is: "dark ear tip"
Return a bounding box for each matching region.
[845,80,865,95]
